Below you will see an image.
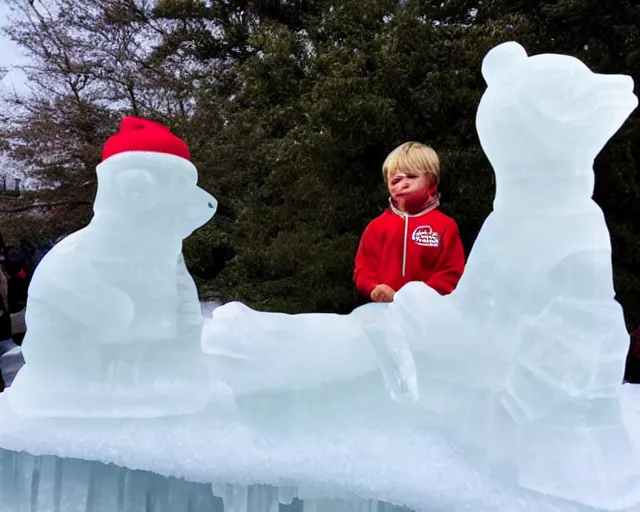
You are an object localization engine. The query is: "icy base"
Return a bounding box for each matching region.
[0,449,411,512]
[2,386,640,512]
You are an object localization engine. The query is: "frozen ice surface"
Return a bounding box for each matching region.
[4,388,640,512]
[0,446,412,512]
[6,149,218,418]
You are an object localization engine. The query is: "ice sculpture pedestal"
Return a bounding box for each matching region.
[0,449,411,512]
[4,387,640,512]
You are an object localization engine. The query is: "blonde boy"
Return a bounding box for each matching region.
[354,142,465,302]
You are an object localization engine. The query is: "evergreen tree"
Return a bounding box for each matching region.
[2,0,640,332]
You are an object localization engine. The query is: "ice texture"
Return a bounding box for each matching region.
[201,42,640,509]
[0,447,411,512]
[4,387,640,512]
[6,151,218,418]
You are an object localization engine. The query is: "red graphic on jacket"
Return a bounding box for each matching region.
[354,202,465,298]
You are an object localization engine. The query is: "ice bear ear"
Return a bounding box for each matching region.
[113,168,160,211]
[481,41,528,87]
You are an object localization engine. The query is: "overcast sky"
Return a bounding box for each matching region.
[0,4,28,95]
[0,5,31,185]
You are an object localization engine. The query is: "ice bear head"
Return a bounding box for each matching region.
[93,118,217,242]
[476,42,637,181]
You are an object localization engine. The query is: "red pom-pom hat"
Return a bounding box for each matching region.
[102,117,191,162]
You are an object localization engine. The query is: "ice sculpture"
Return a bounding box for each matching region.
[6,117,217,417]
[1,40,640,512]
[202,42,640,509]
[387,40,640,508]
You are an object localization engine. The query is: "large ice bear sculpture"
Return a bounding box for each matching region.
[389,41,640,509]
[7,117,217,418]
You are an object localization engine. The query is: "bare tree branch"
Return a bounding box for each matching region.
[0,200,91,213]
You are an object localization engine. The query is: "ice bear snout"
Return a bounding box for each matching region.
[592,74,637,109]
[182,186,217,234]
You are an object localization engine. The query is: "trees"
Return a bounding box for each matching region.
[482,0,640,330]
[0,0,215,243]
[2,0,639,328]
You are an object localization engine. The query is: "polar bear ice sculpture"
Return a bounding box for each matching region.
[7,117,218,417]
[202,42,640,508]
[389,40,640,508]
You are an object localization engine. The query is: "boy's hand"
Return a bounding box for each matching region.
[371,284,395,303]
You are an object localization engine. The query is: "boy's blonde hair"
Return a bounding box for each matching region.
[382,141,440,185]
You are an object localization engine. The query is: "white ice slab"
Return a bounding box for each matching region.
[2,387,640,512]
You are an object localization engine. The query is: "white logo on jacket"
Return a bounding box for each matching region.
[412,225,440,247]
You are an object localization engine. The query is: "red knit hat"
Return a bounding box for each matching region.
[102,117,191,162]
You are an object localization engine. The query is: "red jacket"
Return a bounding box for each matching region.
[354,202,465,297]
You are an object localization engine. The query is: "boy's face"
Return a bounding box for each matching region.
[388,172,433,213]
